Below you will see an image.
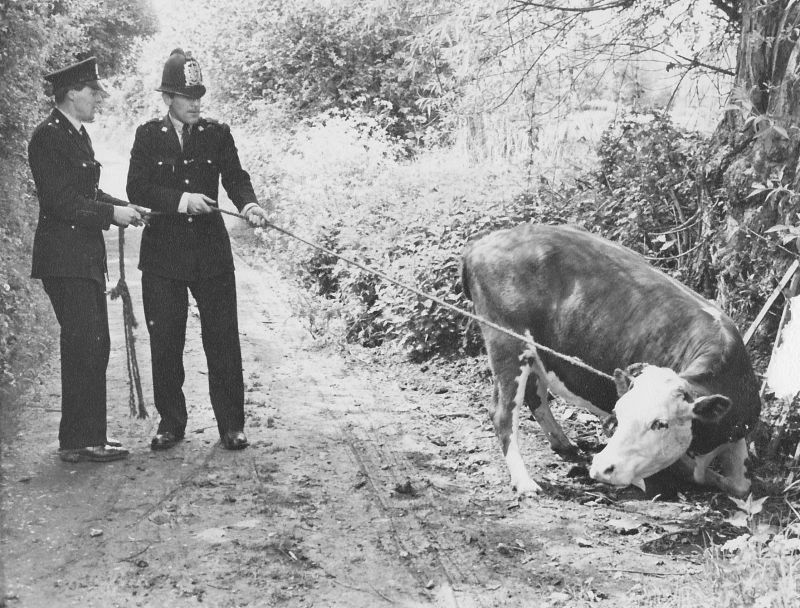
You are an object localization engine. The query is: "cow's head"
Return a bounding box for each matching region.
[589,364,730,491]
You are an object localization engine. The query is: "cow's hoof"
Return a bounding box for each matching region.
[513,478,543,495]
[552,444,582,462]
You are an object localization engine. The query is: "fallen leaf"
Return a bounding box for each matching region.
[607,518,641,535]
[89,528,103,537]
[496,542,525,556]
[721,533,751,553]
[393,479,417,496]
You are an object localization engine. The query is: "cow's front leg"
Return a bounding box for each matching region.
[679,440,751,498]
[523,353,579,459]
[489,354,542,495]
[716,438,751,497]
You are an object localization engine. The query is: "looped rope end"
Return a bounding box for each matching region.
[116,226,147,418]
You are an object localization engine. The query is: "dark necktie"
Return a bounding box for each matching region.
[79,126,94,155]
[181,123,191,150]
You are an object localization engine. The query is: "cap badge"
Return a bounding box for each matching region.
[183,53,203,87]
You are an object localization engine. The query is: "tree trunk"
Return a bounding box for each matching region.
[716,0,800,202]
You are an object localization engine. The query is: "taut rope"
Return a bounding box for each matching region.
[211,207,616,382]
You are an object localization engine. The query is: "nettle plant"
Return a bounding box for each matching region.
[721,492,800,558]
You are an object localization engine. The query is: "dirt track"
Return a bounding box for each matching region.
[1,208,742,607]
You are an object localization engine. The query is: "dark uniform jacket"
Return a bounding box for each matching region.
[126,115,258,281]
[28,108,128,284]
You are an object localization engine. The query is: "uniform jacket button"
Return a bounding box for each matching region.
[188,217,193,223]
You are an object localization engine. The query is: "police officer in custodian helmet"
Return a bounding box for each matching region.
[126,49,269,452]
[28,56,143,462]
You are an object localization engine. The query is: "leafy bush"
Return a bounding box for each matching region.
[175,0,451,146]
[593,110,708,265]
[293,191,571,360]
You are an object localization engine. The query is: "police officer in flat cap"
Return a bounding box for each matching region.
[127,49,269,452]
[28,56,143,463]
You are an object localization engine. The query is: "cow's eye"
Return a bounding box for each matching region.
[650,419,669,431]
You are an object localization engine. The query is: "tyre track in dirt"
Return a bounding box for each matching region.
[343,425,477,607]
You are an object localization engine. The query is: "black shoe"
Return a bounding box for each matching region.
[150,431,183,451]
[59,445,129,463]
[221,430,248,450]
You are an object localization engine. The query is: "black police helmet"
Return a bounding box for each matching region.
[156,48,206,98]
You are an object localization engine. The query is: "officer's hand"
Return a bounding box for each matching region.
[245,205,269,228]
[186,193,216,215]
[130,204,152,225]
[113,206,143,228]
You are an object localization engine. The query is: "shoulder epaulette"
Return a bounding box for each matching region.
[46,115,67,128]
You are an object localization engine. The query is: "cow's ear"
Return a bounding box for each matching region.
[626,362,648,377]
[691,395,731,423]
[602,413,618,437]
[613,368,633,397]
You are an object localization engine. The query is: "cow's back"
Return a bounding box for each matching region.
[462,223,712,364]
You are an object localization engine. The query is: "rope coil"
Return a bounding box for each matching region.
[109,226,147,418]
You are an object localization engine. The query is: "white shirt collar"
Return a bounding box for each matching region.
[56,106,83,132]
[168,112,185,133]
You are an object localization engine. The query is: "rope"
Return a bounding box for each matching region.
[206,207,616,382]
[108,226,148,418]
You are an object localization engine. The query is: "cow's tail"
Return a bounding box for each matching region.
[460,249,473,302]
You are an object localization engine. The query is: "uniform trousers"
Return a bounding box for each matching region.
[141,271,244,438]
[41,277,110,450]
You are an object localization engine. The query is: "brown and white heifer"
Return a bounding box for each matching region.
[461,223,760,497]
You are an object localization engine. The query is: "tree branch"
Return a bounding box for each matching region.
[676,53,736,77]
[511,0,635,12]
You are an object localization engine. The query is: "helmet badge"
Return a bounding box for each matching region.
[183,52,203,87]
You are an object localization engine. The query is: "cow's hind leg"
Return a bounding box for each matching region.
[487,342,542,495]
[524,358,579,460]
